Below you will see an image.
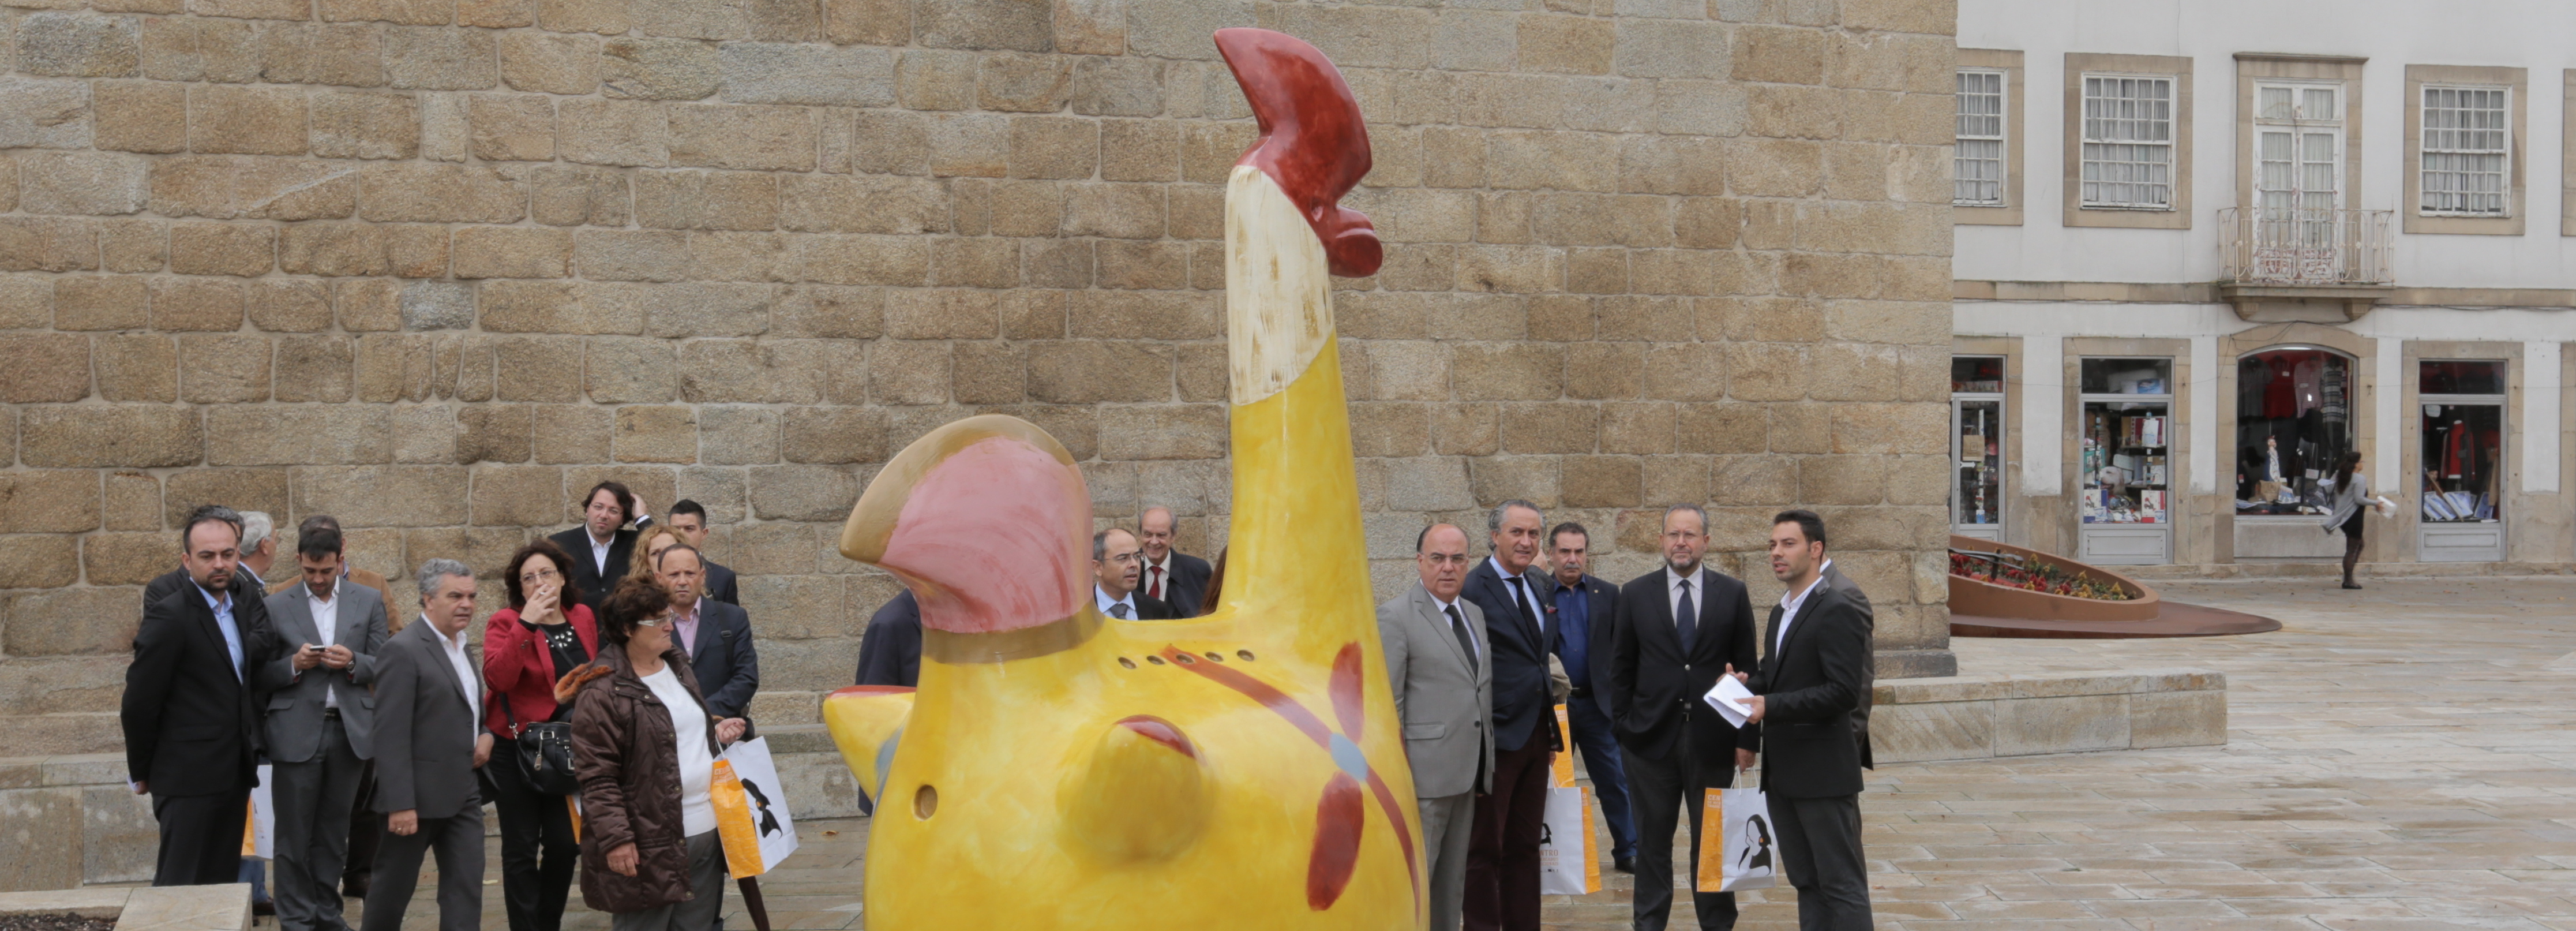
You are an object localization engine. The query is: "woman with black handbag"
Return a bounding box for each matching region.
[485,540,600,931]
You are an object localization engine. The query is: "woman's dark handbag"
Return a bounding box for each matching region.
[498,693,580,795]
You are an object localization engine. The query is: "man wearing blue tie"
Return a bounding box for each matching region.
[1093,528,1179,620]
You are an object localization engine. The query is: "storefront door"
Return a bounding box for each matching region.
[2419,360,2507,562]
[2078,357,2174,564]
[2233,346,2356,559]
[1953,357,2005,540]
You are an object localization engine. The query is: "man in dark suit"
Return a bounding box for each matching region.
[1457,500,1555,931]
[1136,506,1212,617]
[657,543,762,720]
[1093,528,1178,619]
[546,480,653,611]
[1820,562,1874,772]
[143,509,278,608]
[665,499,741,606]
[253,524,390,931]
[1544,521,1636,874]
[854,590,922,688]
[1610,503,1761,931]
[123,505,280,887]
[362,560,494,931]
[1735,511,1873,931]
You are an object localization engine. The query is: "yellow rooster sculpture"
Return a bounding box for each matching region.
[820,28,1419,929]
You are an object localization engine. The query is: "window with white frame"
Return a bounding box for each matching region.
[2080,74,2175,209]
[2421,85,2509,215]
[2253,83,2341,244]
[1955,69,2007,205]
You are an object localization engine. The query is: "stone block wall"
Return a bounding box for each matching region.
[0,0,1960,755]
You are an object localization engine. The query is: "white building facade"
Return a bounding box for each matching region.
[1949,0,2576,571]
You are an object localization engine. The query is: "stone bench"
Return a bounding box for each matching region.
[1870,667,2228,763]
[0,884,250,931]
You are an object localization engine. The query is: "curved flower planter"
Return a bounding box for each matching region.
[1948,535,2161,623]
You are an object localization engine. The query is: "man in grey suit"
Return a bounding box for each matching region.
[253,525,388,931]
[361,560,493,931]
[1375,524,1493,931]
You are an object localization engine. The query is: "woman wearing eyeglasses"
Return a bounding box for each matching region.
[570,576,751,931]
[482,540,598,931]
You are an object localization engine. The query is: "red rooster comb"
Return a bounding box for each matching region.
[1214,28,1383,278]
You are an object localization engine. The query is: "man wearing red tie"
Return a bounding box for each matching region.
[1135,506,1214,618]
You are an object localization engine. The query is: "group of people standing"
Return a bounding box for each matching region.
[1381,502,1877,931]
[118,480,763,931]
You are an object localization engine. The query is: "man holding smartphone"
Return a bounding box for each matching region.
[254,525,389,931]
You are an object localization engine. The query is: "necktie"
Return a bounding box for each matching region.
[1505,577,1540,637]
[1445,605,1478,674]
[1109,602,1130,619]
[1675,578,1697,654]
[1147,566,1163,600]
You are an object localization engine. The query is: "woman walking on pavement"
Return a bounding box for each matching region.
[2321,451,2373,590]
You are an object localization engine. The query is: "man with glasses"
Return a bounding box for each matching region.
[1092,528,1178,619]
[1609,504,1760,931]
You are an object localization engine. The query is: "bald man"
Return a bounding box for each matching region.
[1135,507,1213,617]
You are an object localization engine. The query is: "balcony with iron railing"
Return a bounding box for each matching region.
[2216,206,2395,322]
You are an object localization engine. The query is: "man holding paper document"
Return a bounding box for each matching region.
[1731,511,1874,931]
[1608,504,1760,931]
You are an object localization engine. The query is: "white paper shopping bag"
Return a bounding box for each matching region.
[241,764,273,858]
[711,737,800,877]
[1536,784,1600,895]
[1694,781,1776,892]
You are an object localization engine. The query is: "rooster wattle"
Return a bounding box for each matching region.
[820,28,1418,929]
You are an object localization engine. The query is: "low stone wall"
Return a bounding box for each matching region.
[1870,667,2228,764]
[0,883,250,931]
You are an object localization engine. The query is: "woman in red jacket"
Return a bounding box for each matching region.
[485,540,600,931]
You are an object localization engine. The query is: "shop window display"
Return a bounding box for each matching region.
[2420,361,2505,525]
[1953,357,2004,532]
[2079,358,2172,526]
[2234,347,2352,515]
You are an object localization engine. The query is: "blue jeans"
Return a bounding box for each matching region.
[239,858,269,904]
[1565,693,1637,860]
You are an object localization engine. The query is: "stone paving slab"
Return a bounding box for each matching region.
[331,578,2575,930]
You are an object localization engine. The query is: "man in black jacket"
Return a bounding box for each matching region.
[1092,528,1179,619]
[1135,507,1213,617]
[1735,511,1873,931]
[665,499,740,606]
[1544,522,1636,874]
[854,590,921,688]
[656,544,761,720]
[123,505,280,886]
[1457,500,1556,931]
[546,481,652,611]
[1609,504,1760,931]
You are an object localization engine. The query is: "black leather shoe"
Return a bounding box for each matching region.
[342,882,368,900]
[252,901,276,917]
[1613,855,1636,874]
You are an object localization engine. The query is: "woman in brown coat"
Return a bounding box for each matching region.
[567,577,750,931]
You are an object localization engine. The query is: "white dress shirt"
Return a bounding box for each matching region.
[1095,585,1139,619]
[432,619,481,742]
[589,533,614,575]
[310,579,341,708]
[1774,559,1832,654]
[1488,557,1545,637]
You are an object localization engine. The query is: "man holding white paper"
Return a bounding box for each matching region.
[1607,504,1760,931]
[1732,511,1873,931]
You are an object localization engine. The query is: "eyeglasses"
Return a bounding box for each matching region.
[1420,554,1471,566]
[635,616,667,628]
[519,567,560,585]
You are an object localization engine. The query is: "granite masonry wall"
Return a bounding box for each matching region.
[0,0,1960,756]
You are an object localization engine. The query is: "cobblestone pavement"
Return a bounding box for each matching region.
[360,577,2576,930]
